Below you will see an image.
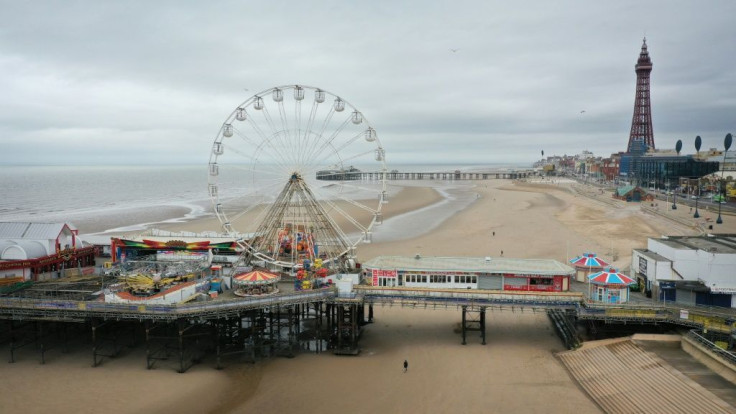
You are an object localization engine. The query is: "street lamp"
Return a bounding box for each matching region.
[673,140,682,210]
[716,133,732,224]
[694,136,702,218]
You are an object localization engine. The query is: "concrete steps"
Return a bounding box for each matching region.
[558,339,735,413]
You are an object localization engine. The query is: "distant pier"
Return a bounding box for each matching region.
[317,169,536,181]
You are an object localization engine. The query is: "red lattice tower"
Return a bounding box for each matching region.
[627,38,655,153]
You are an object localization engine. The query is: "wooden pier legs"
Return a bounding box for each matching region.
[334,303,361,355]
[461,306,487,345]
[92,318,125,367]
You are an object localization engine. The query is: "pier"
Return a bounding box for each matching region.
[2,283,735,372]
[316,169,536,181]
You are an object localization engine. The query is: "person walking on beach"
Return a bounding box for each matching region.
[403,360,408,373]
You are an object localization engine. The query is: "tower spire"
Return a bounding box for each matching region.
[626,38,655,153]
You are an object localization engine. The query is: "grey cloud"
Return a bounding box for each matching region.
[1,1,734,166]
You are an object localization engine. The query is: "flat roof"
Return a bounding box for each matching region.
[655,235,736,255]
[362,256,574,276]
[633,249,671,262]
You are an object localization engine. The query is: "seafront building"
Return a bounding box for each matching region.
[0,222,96,281]
[631,234,736,308]
[362,255,574,292]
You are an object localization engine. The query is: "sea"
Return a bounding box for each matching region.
[0,163,529,237]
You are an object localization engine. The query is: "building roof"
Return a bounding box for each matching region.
[633,249,671,262]
[0,240,49,259]
[655,235,736,255]
[362,255,574,276]
[616,185,636,196]
[0,222,73,240]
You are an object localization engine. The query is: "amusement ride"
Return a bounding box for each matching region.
[208,85,387,276]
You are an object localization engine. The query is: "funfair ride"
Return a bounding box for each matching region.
[208,85,387,272]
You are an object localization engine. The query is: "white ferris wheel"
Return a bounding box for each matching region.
[208,85,387,271]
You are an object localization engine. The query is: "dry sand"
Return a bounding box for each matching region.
[3,178,735,414]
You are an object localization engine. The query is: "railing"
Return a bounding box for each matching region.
[686,330,736,366]
[578,304,735,333]
[0,289,336,321]
[356,286,584,309]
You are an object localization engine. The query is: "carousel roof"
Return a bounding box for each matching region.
[569,253,609,268]
[588,268,636,285]
[233,270,280,285]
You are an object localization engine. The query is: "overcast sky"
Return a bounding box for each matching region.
[1,1,734,166]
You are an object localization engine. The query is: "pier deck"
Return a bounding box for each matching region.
[2,284,734,371]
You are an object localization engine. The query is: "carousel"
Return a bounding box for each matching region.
[587,267,637,304]
[233,269,281,297]
[569,252,610,283]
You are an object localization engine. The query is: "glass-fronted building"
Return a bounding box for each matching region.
[620,154,719,189]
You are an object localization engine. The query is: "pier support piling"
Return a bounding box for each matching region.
[460,306,486,345]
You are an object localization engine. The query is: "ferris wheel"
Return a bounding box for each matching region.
[208,85,387,271]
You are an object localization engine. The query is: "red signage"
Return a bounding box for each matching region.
[371,269,397,278]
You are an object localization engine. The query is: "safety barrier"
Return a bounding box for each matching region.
[0,289,336,321]
[578,304,735,333]
[686,330,736,366]
[356,286,584,309]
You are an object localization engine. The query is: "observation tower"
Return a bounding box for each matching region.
[626,38,655,154]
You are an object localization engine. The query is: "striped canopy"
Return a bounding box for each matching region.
[569,253,609,268]
[588,268,636,285]
[233,270,280,285]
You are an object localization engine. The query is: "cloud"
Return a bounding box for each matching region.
[1,0,735,166]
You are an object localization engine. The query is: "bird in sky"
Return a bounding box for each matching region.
[580,110,586,114]
[449,48,459,53]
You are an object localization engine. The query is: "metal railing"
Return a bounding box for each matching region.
[0,289,336,321]
[686,330,736,366]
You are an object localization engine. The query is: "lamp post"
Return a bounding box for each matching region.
[716,133,732,224]
[694,136,702,218]
[672,139,682,210]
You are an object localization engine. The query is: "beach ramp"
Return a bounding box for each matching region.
[557,339,734,414]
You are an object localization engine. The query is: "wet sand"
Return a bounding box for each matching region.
[4,178,735,414]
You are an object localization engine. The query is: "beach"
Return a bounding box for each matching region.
[3,178,735,414]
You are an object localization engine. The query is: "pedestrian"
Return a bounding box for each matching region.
[403,359,408,373]
[501,250,503,256]
[492,231,495,237]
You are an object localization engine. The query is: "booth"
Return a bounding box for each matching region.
[588,267,636,304]
[569,253,609,283]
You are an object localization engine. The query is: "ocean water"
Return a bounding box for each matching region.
[0,163,528,236]
[0,165,210,226]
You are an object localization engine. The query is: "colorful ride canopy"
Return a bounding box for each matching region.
[233,270,280,285]
[588,268,636,285]
[569,252,609,268]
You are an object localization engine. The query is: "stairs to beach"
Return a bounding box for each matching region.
[558,340,735,414]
